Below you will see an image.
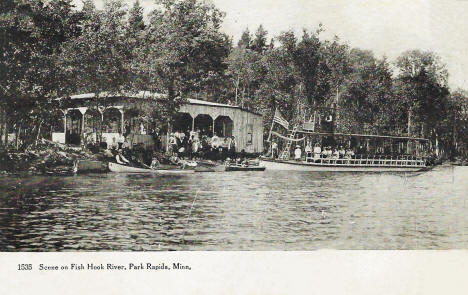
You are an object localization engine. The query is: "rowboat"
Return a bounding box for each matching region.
[194,161,226,172]
[225,164,266,171]
[74,160,108,173]
[108,162,194,174]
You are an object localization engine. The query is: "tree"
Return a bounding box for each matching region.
[128,0,145,33]
[251,24,268,53]
[237,27,251,48]
[394,50,450,153]
[254,32,298,132]
[0,0,81,148]
[126,0,146,90]
[226,47,263,106]
[339,49,395,134]
[138,0,231,124]
[59,0,132,95]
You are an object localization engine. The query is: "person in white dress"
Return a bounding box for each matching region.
[313,143,322,161]
[294,145,302,161]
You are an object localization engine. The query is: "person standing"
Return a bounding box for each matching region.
[271,141,278,158]
[305,143,312,159]
[168,133,177,155]
[294,145,302,161]
[313,143,322,162]
[229,136,237,159]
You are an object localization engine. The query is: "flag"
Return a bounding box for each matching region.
[273,109,289,129]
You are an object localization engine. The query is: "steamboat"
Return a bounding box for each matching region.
[262,106,431,172]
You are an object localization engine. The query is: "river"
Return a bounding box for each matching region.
[0,165,466,251]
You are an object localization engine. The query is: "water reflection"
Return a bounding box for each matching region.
[0,166,467,251]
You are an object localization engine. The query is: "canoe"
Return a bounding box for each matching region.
[225,165,266,172]
[108,162,194,174]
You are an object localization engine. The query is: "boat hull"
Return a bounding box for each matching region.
[225,165,266,171]
[74,160,108,173]
[261,159,426,172]
[194,160,226,172]
[108,162,194,174]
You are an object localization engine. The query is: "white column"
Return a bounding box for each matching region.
[81,112,85,135]
[63,110,67,134]
[212,115,218,136]
[120,109,124,134]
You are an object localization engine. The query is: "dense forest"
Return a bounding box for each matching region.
[1,0,467,160]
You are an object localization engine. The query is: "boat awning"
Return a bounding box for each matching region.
[295,130,429,141]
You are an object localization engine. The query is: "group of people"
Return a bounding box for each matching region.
[272,140,426,162]
[270,141,358,161]
[101,127,239,170]
[168,129,237,161]
[304,144,355,161]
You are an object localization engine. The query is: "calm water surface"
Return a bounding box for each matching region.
[0,166,467,251]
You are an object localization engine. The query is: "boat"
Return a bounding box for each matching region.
[74,160,108,173]
[265,106,431,172]
[194,165,225,172]
[261,157,427,172]
[225,164,266,171]
[108,162,194,174]
[194,160,226,172]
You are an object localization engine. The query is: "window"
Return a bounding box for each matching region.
[247,124,253,145]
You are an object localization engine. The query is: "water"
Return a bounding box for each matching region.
[0,166,466,251]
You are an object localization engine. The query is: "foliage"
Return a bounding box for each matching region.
[0,0,80,148]
[132,0,230,124]
[0,0,466,159]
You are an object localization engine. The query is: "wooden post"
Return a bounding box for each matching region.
[266,109,276,143]
[407,107,412,154]
[100,111,104,143]
[4,114,9,148]
[335,88,340,131]
[0,107,3,147]
[166,122,171,152]
[120,110,124,134]
[81,112,85,136]
[15,126,21,150]
[212,119,215,136]
[63,111,67,135]
[312,110,316,132]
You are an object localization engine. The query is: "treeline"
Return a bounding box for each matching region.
[1,0,230,149]
[226,26,467,160]
[0,0,466,159]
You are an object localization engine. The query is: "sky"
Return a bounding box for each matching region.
[74,0,468,90]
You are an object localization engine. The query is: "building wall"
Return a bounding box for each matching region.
[179,104,263,153]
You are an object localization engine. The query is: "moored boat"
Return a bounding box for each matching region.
[265,106,432,172]
[261,157,427,172]
[108,162,194,174]
[74,160,108,173]
[194,160,226,172]
[225,164,266,171]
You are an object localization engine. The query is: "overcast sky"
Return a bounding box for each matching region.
[74,0,468,90]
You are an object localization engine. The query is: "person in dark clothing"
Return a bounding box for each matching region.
[228,136,237,159]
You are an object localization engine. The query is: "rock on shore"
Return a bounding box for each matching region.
[0,139,98,175]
